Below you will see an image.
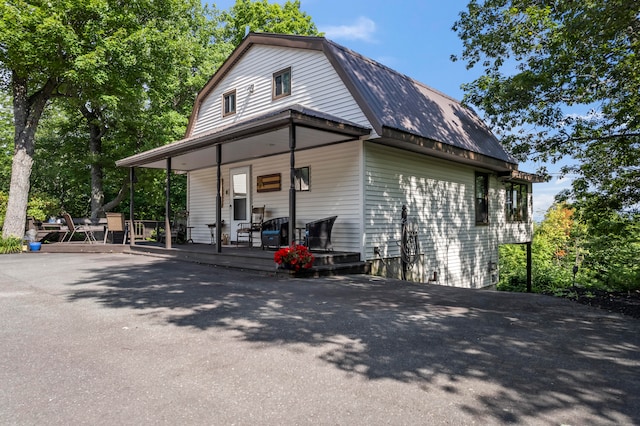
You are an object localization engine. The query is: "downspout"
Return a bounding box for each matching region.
[288,122,296,245]
[165,158,172,249]
[129,167,136,246]
[216,144,222,253]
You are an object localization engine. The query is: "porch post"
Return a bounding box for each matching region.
[165,158,172,249]
[288,123,296,245]
[526,241,532,292]
[216,144,222,253]
[129,167,136,246]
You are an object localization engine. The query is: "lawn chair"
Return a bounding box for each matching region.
[236,205,265,247]
[304,216,337,251]
[62,212,97,243]
[103,212,129,244]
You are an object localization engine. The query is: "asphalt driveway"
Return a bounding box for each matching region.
[1,252,638,425]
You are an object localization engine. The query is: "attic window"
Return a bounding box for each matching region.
[223,90,236,116]
[272,67,291,100]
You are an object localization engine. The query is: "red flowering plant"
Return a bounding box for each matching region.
[274,244,315,271]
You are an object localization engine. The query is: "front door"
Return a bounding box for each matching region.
[230,166,250,242]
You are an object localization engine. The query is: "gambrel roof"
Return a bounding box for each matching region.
[186,33,516,168]
[119,33,522,174]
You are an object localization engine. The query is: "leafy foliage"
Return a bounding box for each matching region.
[499,203,640,294]
[0,236,21,254]
[220,0,321,47]
[453,0,640,214]
[26,192,60,222]
[1,0,324,231]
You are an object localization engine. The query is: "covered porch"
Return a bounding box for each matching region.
[116,105,371,253]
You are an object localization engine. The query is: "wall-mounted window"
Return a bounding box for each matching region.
[506,182,528,222]
[475,172,489,225]
[294,166,309,191]
[223,90,236,116]
[273,67,291,100]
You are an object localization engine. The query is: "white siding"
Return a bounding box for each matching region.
[192,45,371,135]
[187,169,219,244]
[364,143,532,288]
[187,142,363,251]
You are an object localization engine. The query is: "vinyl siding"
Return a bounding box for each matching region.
[192,45,370,136]
[187,142,363,252]
[364,143,532,288]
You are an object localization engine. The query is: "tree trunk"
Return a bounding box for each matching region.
[85,109,105,221]
[98,182,129,216]
[2,74,57,239]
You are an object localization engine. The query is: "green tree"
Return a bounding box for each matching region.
[0,0,218,237]
[0,91,12,193]
[499,203,581,292]
[575,199,640,290]
[452,0,640,214]
[220,0,321,47]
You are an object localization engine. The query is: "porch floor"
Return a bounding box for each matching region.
[34,241,370,277]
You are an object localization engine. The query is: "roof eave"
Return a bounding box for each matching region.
[116,107,370,169]
[378,126,518,172]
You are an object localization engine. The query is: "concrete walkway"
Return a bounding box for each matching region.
[1,252,639,425]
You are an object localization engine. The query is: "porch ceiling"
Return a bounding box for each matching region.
[116,106,372,171]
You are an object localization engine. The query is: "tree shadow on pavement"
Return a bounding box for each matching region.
[67,258,640,425]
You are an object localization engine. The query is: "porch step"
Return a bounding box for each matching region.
[285,261,371,277]
[125,245,278,271]
[125,244,369,277]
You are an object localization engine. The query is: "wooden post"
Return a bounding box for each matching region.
[216,144,222,253]
[165,158,172,249]
[288,123,296,246]
[129,167,135,246]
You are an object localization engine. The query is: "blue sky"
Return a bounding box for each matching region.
[209,0,571,221]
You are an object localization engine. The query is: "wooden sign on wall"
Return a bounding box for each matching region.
[257,173,281,192]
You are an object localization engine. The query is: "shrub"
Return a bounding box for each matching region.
[0,236,22,254]
[27,192,61,222]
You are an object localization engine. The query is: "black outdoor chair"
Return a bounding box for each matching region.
[261,217,289,249]
[304,215,337,251]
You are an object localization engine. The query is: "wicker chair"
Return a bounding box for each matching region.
[304,216,337,251]
[260,217,289,249]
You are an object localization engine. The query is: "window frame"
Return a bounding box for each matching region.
[475,172,489,225]
[222,89,236,117]
[505,182,529,222]
[294,166,310,191]
[272,67,292,100]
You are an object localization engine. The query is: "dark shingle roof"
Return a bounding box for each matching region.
[323,40,516,164]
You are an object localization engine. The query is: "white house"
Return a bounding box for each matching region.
[117,33,541,288]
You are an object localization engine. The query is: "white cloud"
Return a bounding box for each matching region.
[321,17,377,42]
